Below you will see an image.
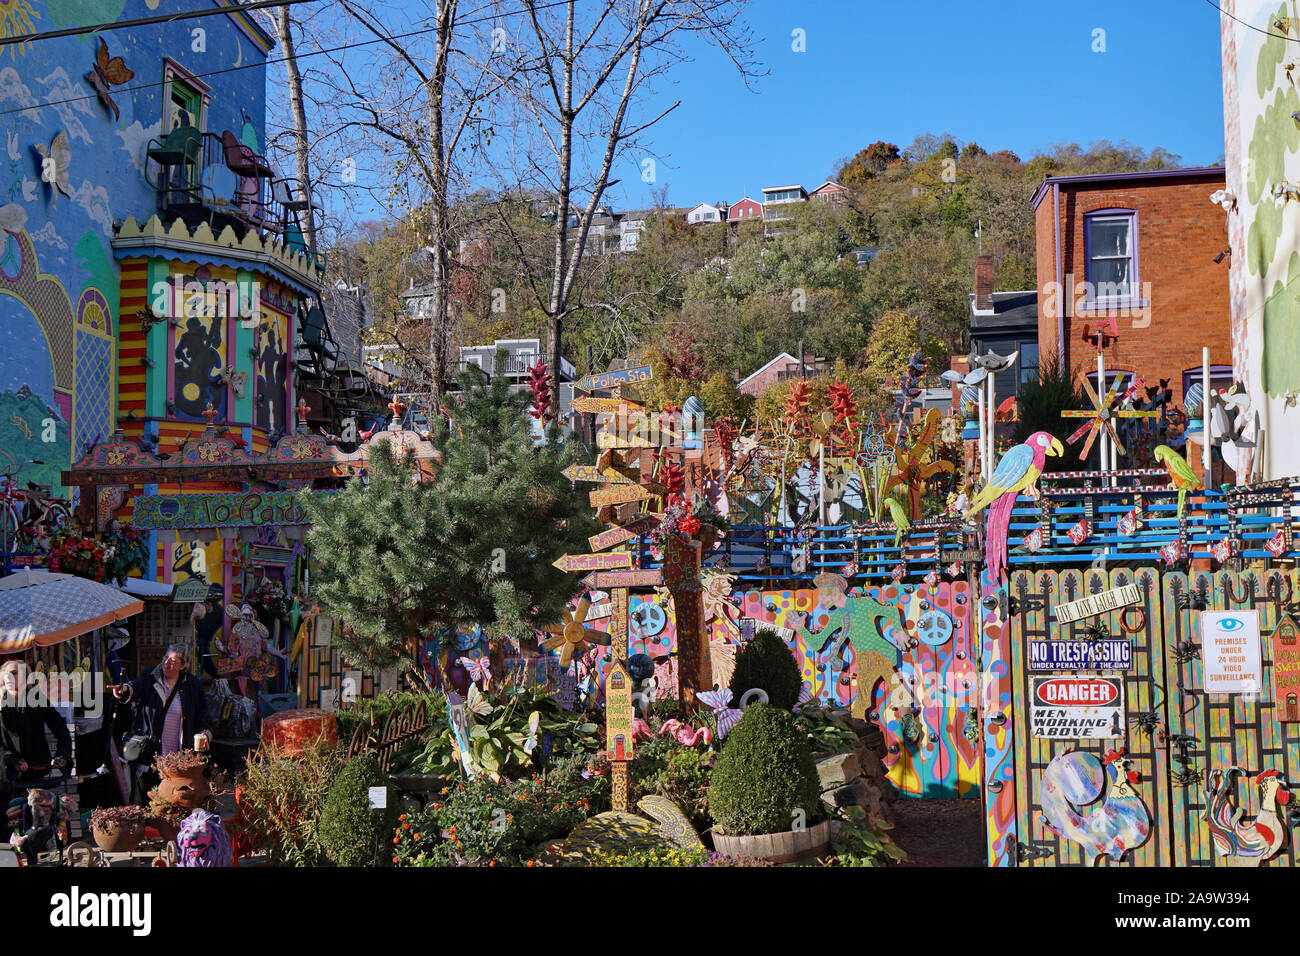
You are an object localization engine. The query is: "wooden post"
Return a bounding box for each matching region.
[665,535,707,705]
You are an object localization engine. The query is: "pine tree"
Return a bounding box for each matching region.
[303,358,598,679]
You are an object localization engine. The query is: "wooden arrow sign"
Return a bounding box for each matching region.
[582,568,663,589]
[563,464,631,485]
[553,551,633,572]
[575,364,653,393]
[588,514,660,551]
[590,484,650,507]
[572,396,643,414]
[597,430,653,450]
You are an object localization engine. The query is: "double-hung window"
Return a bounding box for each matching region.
[1084,209,1138,306]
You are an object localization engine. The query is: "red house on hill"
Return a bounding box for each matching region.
[727,197,763,223]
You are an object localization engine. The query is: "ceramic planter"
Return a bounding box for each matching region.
[93,821,146,852]
[712,818,831,864]
[156,768,211,809]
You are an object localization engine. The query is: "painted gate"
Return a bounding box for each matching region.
[999,566,1300,867]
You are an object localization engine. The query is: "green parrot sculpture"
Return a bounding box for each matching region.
[883,496,911,547]
[1154,445,1202,518]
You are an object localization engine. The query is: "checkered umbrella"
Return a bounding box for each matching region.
[0,571,144,654]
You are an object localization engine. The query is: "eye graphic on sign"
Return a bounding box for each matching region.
[1219,618,1245,631]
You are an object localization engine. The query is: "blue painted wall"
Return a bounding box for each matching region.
[0,0,271,493]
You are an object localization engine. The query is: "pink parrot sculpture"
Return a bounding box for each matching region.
[965,430,1063,579]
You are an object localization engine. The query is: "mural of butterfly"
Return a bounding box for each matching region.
[33,131,71,205]
[85,37,134,122]
[458,655,491,689]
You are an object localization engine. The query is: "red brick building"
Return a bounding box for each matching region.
[1031,167,1232,404]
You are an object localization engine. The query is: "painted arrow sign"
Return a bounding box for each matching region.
[590,484,650,507]
[562,464,632,485]
[572,396,643,414]
[575,364,653,392]
[553,551,633,572]
[588,514,661,551]
[581,568,664,589]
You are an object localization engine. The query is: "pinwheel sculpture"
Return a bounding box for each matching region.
[542,597,611,667]
[1061,373,1157,462]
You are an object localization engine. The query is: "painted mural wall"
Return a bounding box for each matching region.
[0,0,270,494]
[1221,1,1300,479]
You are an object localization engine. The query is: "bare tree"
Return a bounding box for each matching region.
[488,0,760,419]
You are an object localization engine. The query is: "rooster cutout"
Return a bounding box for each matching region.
[85,38,134,122]
[1039,748,1151,865]
[1204,767,1290,866]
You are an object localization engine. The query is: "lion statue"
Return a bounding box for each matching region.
[176,809,232,867]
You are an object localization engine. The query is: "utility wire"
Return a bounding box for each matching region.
[0,0,569,118]
[0,0,317,47]
[1203,0,1300,41]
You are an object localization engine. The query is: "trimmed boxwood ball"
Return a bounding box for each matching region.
[728,627,802,710]
[709,703,820,836]
[318,754,399,867]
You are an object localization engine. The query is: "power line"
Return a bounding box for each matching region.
[1203,0,1300,42]
[0,0,318,48]
[0,0,568,119]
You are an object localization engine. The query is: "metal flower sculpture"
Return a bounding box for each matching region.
[886,408,955,520]
[542,597,611,667]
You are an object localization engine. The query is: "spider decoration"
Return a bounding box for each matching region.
[1129,709,1161,738]
[1170,641,1201,664]
[1079,620,1110,643]
[1171,765,1204,788]
[1176,587,1209,612]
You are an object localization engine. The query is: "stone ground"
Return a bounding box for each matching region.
[889,798,986,867]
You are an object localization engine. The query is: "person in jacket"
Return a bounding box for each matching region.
[0,660,72,841]
[113,645,213,806]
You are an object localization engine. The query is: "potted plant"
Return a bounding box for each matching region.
[101,522,149,583]
[708,703,829,863]
[49,531,106,581]
[90,805,149,852]
[153,750,212,809]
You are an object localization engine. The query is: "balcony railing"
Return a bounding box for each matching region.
[144,126,324,272]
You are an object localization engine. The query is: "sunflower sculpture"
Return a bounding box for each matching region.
[542,597,611,667]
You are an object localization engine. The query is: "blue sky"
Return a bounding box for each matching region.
[597,0,1228,211]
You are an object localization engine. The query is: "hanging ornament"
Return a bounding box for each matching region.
[1118,508,1140,537]
[947,561,963,578]
[1022,524,1044,553]
[1211,537,1232,564]
[1067,518,1090,546]
[924,569,939,587]
[1159,540,1183,566]
[890,563,905,581]
[840,561,858,578]
[1267,530,1288,558]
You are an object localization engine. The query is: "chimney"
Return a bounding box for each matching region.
[974,255,993,311]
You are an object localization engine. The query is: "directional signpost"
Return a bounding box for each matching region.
[552,551,633,573]
[581,568,663,589]
[588,514,660,551]
[562,464,632,485]
[572,396,643,414]
[575,364,653,393]
[589,484,650,507]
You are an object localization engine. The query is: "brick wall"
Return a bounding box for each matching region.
[1035,172,1231,402]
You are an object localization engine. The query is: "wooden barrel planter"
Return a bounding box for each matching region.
[261,708,338,752]
[712,819,832,864]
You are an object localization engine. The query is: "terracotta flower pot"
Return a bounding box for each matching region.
[156,769,211,809]
[712,818,831,864]
[93,821,146,852]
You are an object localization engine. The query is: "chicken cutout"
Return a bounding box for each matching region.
[542,596,611,667]
[1039,748,1151,865]
[1204,767,1290,866]
[33,131,70,205]
[85,37,134,122]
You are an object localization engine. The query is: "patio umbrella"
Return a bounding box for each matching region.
[0,571,144,654]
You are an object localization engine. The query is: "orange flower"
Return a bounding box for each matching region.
[413,833,420,840]
[489,861,496,867]
[403,823,411,830]
[392,857,399,864]
[440,787,449,795]
[393,836,400,844]
[526,860,535,867]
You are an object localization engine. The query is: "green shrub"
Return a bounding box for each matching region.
[318,754,399,866]
[709,704,820,836]
[728,628,802,710]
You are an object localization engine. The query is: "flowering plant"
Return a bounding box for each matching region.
[247,577,291,617]
[49,531,106,581]
[89,804,149,831]
[102,523,149,582]
[645,494,728,559]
